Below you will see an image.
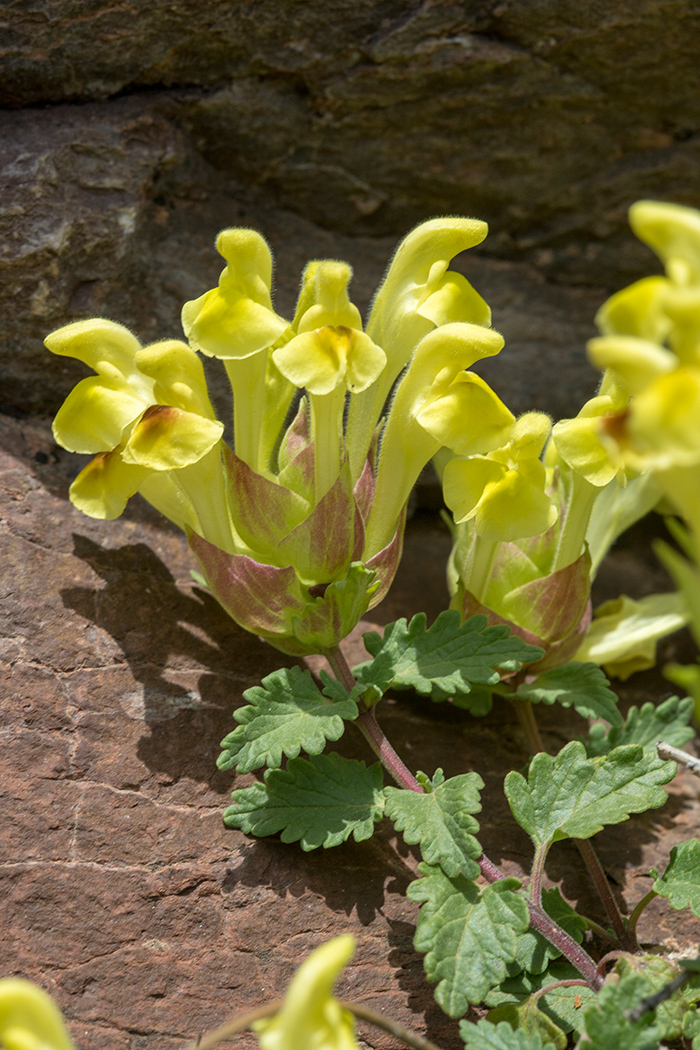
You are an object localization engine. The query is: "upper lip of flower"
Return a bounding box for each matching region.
[47,217,513,652]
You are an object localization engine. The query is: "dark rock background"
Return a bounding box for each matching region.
[2,5,700,1048]
[3,0,700,419]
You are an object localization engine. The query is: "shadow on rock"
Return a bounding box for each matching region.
[221,825,418,927]
[61,532,289,788]
[386,916,464,1050]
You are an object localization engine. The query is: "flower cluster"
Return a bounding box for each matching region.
[577,201,700,697]
[440,202,697,678]
[48,220,513,655]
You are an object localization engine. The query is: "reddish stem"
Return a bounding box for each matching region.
[324,647,604,991]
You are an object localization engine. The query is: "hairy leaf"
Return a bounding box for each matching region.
[616,956,700,1041]
[222,753,385,849]
[512,662,620,726]
[587,695,695,758]
[384,769,484,878]
[583,972,662,1050]
[460,1018,556,1050]
[683,1007,700,1048]
[652,839,700,917]
[355,610,543,701]
[508,888,587,977]
[409,863,529,1017]
[487,999,566,1050]
[485,960,596,1037]
[451,685,494,715]
[505,741,675,850]
[218,666,358,773]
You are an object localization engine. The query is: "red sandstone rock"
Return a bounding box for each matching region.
[1,412,698,1049]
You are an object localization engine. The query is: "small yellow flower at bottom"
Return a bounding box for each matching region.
[0,978,76,1050]
[254,935,359,1050]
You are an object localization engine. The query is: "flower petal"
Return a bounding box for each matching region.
[575,592,688,680]
[474,467,558,542]
[442,456,503,523]
[122,405,224,470]
[0,978,77,1050]
[135,339,217,418]
[48,318,153,453]
[587,335,677,395]
[53,376,150,454]
[294,260,363,333]
[181,228,289,359]
[416,371,514,456]
[273,326,386,396]
[256,936,359,1050]
[69,449,150,519]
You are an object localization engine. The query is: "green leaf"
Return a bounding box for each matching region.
[384,769,484,878]
[408,863,529,1017]
[487,999,566,1050]
[222,753,385,849]
[683,1007,700,1049]
[512,662,621,726]
[616,956,700,1041]
[317,668,366,705]
[508,888,587,977]
[451,685,494,715]
[505,740,675,850]
[484,960,596,1037]
[583,972,662,1050]
[217,666,358,773]
[460,1018,556,1050]
[355,610,543,702]
[587,694,695,758]
[651,839,700,916]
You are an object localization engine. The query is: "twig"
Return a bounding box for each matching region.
[657,742,700,776]
[626,889,657,940]
[626,969,691,1021]
[181,998,446,1050]
[576,837,636,951]
[182,1000,282,1050]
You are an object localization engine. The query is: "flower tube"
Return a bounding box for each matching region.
[48,220,508,656]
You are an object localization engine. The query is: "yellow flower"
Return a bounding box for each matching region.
[0,978,76,1050]
[46,321,225,531]
[255,936,359,1050]
[551,372,629,488]
[575,592,689,680]
[49,219,511,655]
[443,412,557,542]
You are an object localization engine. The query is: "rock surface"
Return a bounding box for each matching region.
[2,2,700,416]
[2,412,699,1049]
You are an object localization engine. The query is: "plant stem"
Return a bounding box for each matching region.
[357,706,425,791]
[325,647,604,991]
[182,998,447,1050]
[626,890,658,941]
[514,699,545,755]
[514,696,634,953]
[532,978,591,1003]
[478,854,604,991]
[577,914,617,945]
[596,950,640,975]
[325,647,424,792]
[529,844,548,908]
[325,646,358,693]
[340,1001,446,1050]
[576,837,636,950]
[183,999,283,1049]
